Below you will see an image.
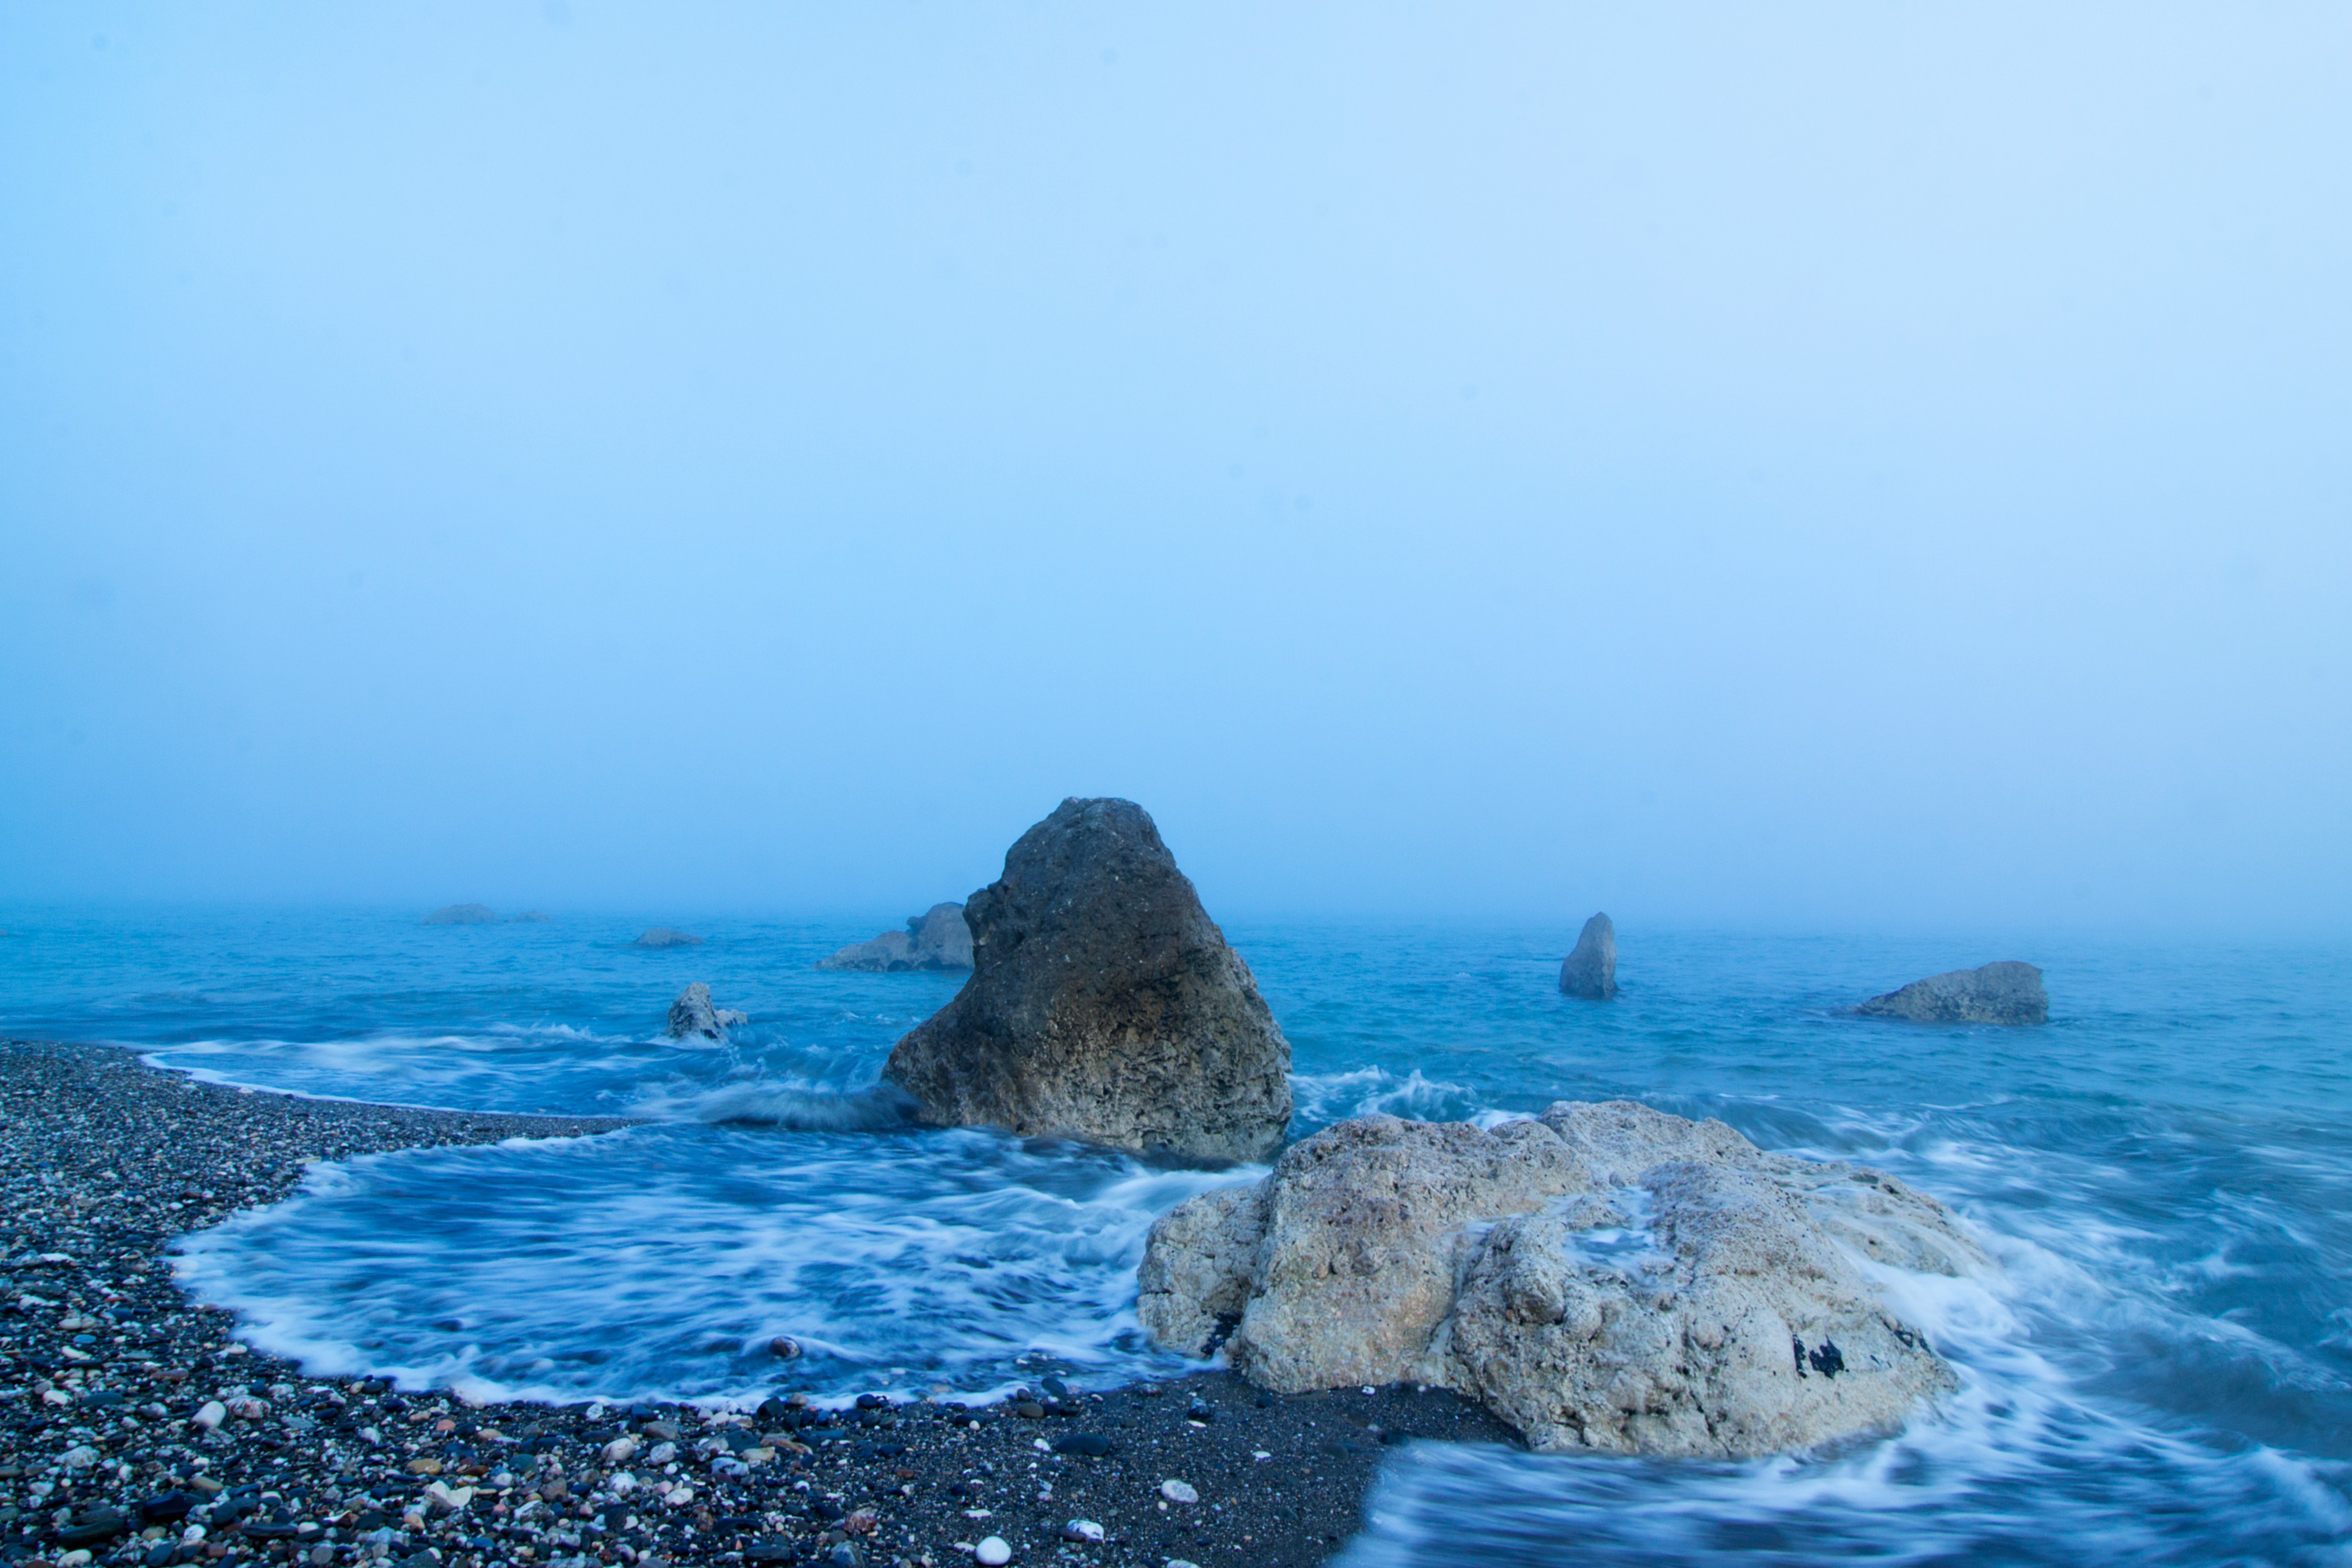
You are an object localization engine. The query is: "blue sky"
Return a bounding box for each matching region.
[3,3,2347,930]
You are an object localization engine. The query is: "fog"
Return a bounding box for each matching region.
[3,4,2347,932]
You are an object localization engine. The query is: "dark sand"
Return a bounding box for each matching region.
[0,1041,1517,1567]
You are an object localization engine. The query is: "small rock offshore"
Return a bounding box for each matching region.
[1855,961,2049,1026]
[664,984,747,1042]
[1141,1101,1982,1458]
[816,907,973,974]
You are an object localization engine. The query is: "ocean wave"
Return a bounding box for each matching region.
[1341,1210,2352,1566]
[171,1121,1260,1410]
[1291,1065,1482,1128]
[682,1079,923,1131]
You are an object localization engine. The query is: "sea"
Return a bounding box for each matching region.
[1,907,2347,1566]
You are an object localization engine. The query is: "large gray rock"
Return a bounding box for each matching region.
[421,903,497,926]
[1559,912,1617,1000]
[882,798,1291,1163]
[1138,1103,1978,1458]
[818,903,975,972]
[633,927,704,949]
[666,982,748,1040]
[1856,961,2047,1025]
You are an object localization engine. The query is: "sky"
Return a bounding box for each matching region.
[2,3,2347,933]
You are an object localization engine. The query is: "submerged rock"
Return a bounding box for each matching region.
[634,927,704,949]
[1138,1102,1978,1458]
[1559,912,1617,1000]
[818,903,975,972]
[1856,961,2047,1026]
[666,981,748,1040]
[421,903,497,926]
[511,909,552,923]
[882,797,1291,1162]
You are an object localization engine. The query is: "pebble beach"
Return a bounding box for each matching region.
[0,1040,1514,1568]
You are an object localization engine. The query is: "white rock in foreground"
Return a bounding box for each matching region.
[1137,1101,1984,1458]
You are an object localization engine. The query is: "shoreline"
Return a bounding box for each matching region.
[0,1040,1518,1568]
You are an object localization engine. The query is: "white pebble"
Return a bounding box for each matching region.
[192,1400,227,1430]
[975,1536,1012,1566]
[59,1445,98,1470]
[1063,1519,1106,1542]
[1160,1478,1200,1505]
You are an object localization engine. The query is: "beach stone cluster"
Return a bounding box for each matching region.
[1139,1101,1982,1458]
[0,1041,1501,1568]
[884,800,1291,1164]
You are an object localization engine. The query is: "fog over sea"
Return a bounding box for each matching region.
[1,908,2346,1564]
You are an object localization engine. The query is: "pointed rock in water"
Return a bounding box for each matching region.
[817,902,975,972]
[666,981,748,1040]
[1856,961,2047,1026]
[1138,1102,1981,1458]
[1559,912,1617,1000]
[633,927,704,949]
[421,903,498,926]
[882,797,1291,1162]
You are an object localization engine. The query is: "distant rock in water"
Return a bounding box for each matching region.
[422,904,498,926]
[511,910,552,923]
[817,903,975,972]
[882,797,1292,1163]
[1139,1102,1979,1457]
[665,981,747,1040]
[633,927,705,949]
[1856,961,2047,1026]
[1559,912,1618,1000]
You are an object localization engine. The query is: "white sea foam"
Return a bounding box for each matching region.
[173,1121,1263,1410]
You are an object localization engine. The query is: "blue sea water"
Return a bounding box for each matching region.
[2,906,2348,1565]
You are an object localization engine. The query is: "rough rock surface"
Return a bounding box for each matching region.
[1856,961,2047,1025]
[883,798,1291,1163]
[634,927,705,949]
[818,903,975,972]
[1559,912,1617,1000]
[1138,1103,1979,1457]
[666,981,749,1040]
[421,904,497,926]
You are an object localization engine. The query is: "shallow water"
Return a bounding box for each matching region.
[3,907,2347,1562]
